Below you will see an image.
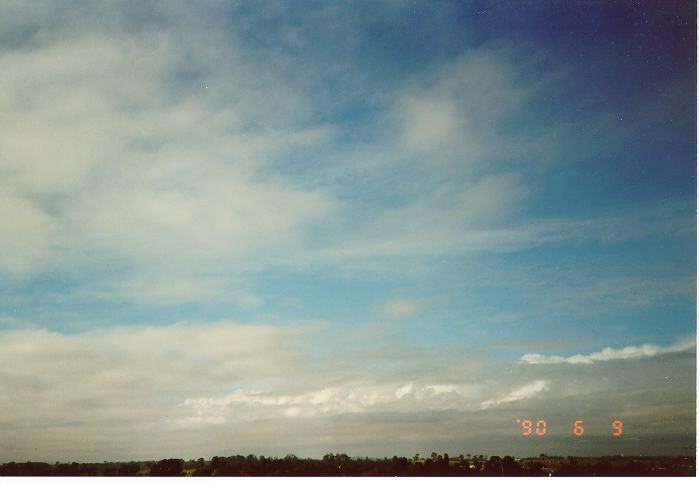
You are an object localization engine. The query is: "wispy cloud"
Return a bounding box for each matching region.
[480,380,549,409]
[376,297,438,319]
[0,1,692,287]
[387,48,533,168]
[521,340,696,365]
[0,3,338,278]
[75,275,263,308]
[0,0,694,462]
[0,321,694,460]
[178,382,475,424]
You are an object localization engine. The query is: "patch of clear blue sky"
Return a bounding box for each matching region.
[1,0,694,357]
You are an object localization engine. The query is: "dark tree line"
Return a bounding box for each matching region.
[0,453,694,476]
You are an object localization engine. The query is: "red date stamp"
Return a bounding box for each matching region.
[516,419,623,436]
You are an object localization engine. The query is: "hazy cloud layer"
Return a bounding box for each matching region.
[0,322,694,461]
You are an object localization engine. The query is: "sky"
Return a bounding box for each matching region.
[0,0,696,462]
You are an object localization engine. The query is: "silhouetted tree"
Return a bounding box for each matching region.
[485,456,503,476]
[502,456,521,476]
[0,454,695,477]
[149,458,184,476]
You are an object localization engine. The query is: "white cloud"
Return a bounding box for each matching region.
[376,297,436,319]
[0,321,308,423]
[293,197,694,276]
[0,320,694,460]
[0,191,52,273]
[0,1,695,463]
[177,382,477,424]
[521,340,696,365]
[389,49,527,166]
[398,96,463,150]
[296,172,532,267]
[79,274,264,308]
[6,35,577,295]
[480,380,549,409]
[0,5,691,287]
[0,7,338,277]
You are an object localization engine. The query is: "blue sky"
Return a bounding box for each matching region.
[0,0,695,461]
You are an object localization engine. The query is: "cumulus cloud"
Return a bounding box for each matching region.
[521,340,696,365]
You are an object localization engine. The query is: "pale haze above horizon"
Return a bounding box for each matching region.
[0,0,695,462]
